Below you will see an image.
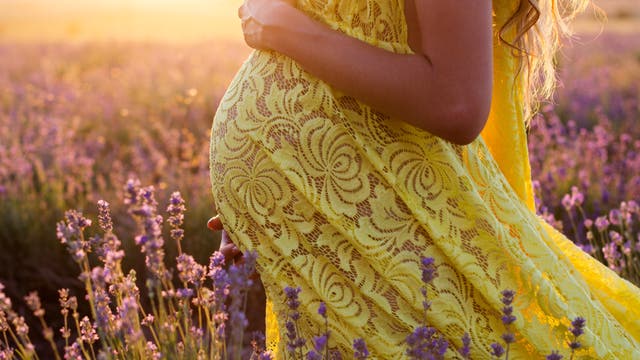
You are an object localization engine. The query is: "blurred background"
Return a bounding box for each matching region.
[0,0,639,356]
[0,0,244,42]
[0,0,638,42]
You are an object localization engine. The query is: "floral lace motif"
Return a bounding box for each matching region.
[210,0,640,358]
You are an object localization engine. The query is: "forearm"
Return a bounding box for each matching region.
[263,4,492,144]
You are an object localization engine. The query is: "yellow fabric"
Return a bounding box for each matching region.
[481,4,536,211]
[210,0,640,358]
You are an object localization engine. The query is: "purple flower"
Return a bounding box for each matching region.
[583,219,593,229]
[166,191,186,244]
[578,243,594,255]
[595,216,609,232]
[209,251,226,268]
[24,292,44,317]
[145,341,161,360]
[124,178,141,205]
[570,186,584,207]
[79,316,98,344]
[226,256,256,356]
[208,251,230,320]
[419,257,438,316]
[602,242,621,272]
[420,257,437,285]
[176,253,205,287]
[313,334,328,352]
[609,209,622,226]
[562,194,573,210]
[490,342,505,358]
[318,302,327,318]
[283,286,306,356]
[496,289,517,357]
[93,288,113,330]
[12,316,29,337]
[176,288,194,298]
[306,351,322,360]
[284,286,302,312]
[251,332,270,358]
[406,326,448,360]
[64,341,82,360]
[570,316,586,338]
[0,348,15,359]
[118,295,142,342]
[97,200,113,233]
[546,350,563,360]
[353,338,369,359]
[56,210,93,263]
[568,316,587,356]
[259,352,274,360]
[609,230,623,245]
[569,340,582,350]
[501,333,515,344]
[459,332,471,359]
[128,185,168,287]
[500,290,515,306]
[501,310,516,326]
[285,320,306,353]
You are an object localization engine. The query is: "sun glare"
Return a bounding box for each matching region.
[0,0,244,42]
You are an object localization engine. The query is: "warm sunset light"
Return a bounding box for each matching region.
[0,0,244,42]
[1,0,638,42]
[1,0,640,358]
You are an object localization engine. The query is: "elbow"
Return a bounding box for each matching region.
[443,100,491,146]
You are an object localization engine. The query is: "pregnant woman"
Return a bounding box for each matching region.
[210,0,640,357]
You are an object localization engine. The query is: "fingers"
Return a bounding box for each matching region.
[237,1,262,49]
[207,215,224,231]
[220,242,242,258]
[219,242,242,265]
[239,5,255,36]
[218,230,242,265]
[238,3,249,22]
[208,216,258,277]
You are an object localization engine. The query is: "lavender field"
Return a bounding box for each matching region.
[1,16,640,359]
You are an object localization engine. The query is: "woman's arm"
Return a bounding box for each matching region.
[240,0,493,145]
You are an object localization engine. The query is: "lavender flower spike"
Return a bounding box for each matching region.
[283,286,306,356]
[570,317,586,338]
[166,191,186,246]
[97,200,113,233]
[459,332,471,359]
[495,289,516,359]
[569,316,586,358]
[318,302,327,318]
[353,338,370,359]
[547,350,563,360]
[420,257,437,284]
[490,342,505,358]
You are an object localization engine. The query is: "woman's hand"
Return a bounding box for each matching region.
[208,215,261,280]
[238,0,294,50]
[208,215,242,266]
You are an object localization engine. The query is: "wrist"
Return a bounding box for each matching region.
[261,2,297,50]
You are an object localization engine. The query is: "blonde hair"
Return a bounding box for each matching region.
[499,0,596,123]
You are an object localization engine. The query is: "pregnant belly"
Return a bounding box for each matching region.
[209,49,331,201]
[210,49,343,161]
[209,48,451,225]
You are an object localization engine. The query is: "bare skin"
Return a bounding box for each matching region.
[211,0,494,261]
[239,0,493,145]
[207,215,242,264]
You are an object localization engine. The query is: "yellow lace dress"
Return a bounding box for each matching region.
[209,0,640,358]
